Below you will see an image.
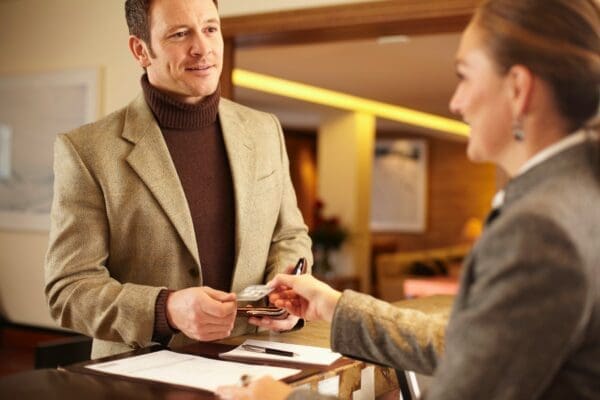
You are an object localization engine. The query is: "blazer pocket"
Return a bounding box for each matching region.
[254,169,280,194]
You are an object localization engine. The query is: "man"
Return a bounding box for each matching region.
[44,0,312,359]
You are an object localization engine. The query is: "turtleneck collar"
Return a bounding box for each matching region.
[141,74,220,130]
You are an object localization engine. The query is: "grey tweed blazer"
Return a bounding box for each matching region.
[291,131,600,400]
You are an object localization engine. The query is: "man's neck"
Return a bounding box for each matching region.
[141,74,220,130]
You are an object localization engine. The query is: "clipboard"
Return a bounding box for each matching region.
[65,342,330,397]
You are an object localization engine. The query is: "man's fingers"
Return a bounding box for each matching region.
[200,295,237,318]
[190,322,234,341]
[266,315,299,332]
[247,314,298,332]
[202,286,237,302]
[192,311,236,326]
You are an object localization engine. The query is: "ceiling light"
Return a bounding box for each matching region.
[232,69,469,138]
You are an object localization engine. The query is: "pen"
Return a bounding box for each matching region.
[292,257,307,275]
[241,344,297,357]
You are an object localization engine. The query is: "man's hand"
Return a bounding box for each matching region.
[247,313,300,332]
[267,274,341,323]
[166,287,237,341]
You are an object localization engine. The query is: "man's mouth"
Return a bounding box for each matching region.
[186,65,213,71]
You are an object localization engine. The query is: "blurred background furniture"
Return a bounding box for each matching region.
[403,276,460,299]
[34,335,92,369]
[375,244,470,301]
[0,323,81,377]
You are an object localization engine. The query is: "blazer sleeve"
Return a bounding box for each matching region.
[264,114,313,280]
[44,134,163,348]
[331,291,447,375]
[427,212,588,400]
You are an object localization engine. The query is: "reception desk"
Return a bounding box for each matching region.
[219,320,399,398]
[0,295,454,400]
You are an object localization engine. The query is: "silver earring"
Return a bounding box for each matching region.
[513,121,525,141]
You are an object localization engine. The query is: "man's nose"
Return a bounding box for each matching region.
[190,34,211,57]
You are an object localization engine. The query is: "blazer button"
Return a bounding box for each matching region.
[188,268,199,278]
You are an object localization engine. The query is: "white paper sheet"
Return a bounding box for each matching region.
[219,339,342,366]
[86,350,300,393]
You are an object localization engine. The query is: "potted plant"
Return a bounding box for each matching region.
[309,200,348,277]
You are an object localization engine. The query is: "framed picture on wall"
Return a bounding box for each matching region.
[370,138,427,232]
[0,68,98,231]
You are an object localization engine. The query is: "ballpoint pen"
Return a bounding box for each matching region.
[292,257,307,275]
[241,344,297,357]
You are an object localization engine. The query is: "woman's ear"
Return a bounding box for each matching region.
[128,36,151,68]
[506,64,534,120]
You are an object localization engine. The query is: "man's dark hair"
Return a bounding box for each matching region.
[125,0,152,46]
[125,0,218,54]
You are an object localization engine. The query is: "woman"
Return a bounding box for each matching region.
[217,0,600,398]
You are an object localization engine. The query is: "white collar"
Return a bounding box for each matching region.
[490,129,595,209]
[491,190,505,209]
[518,129,590,175]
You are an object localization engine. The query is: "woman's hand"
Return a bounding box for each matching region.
[216,376,292,400]
[267,274,342,323]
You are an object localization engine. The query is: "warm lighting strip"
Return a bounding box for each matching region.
[232,69,469,138]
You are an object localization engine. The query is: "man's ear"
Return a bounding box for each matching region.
[128,36,151,68]
[506,64,534,120]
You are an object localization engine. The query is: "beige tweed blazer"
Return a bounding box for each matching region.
[44,95,312,358]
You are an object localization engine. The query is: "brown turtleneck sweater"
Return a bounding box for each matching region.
[141,76,236,342]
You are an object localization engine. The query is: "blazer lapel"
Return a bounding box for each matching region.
[219,100,256,268]
[122,95,200,267]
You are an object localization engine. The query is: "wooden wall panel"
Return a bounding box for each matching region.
[282,129,497,255]
[283,130,318,230]
[372,135,497,253]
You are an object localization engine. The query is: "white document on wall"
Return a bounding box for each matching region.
[86,350,300,393]
[219,339,342,366]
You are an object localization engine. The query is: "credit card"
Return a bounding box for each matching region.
[236,285,274,301]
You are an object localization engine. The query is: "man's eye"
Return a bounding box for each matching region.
[172,31,187,38]
[206,26,219,34]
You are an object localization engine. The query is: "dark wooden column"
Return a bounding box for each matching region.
[220,37,235,100]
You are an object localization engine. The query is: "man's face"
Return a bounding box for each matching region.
[143,0,223,104]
